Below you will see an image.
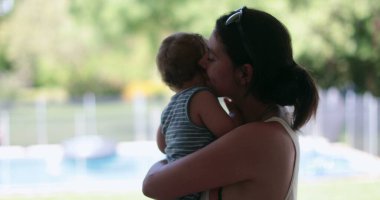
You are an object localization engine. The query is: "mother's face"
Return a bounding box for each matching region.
[199,31,241,98]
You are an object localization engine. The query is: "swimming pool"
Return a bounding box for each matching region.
[0,138,380,193]
[299,136,380,180]
[0,141,164,193]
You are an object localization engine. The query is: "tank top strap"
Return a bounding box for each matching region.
[265,117,299,200]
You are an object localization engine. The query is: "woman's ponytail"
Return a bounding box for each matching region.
[290,64,319,130]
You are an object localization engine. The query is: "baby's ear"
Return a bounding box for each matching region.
[238,64,253,86]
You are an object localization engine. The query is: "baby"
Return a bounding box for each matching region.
[155,32,240,200]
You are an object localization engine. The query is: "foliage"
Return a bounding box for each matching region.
[0,0,379,98]
[291,0,380,95]
[0,46,11,71]
[66,69,124,98]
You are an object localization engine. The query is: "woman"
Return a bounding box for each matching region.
[143,6,319,200]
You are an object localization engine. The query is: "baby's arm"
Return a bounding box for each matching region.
[190,90,241,138]
[156,125,166,154]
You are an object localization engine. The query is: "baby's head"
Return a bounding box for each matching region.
[156,32,207,90]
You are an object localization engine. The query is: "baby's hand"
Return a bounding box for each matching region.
[224,98,243,126]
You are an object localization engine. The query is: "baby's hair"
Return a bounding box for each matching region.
[156,32,207,89]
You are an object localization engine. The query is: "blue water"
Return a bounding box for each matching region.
[299,149,353,179]
[0,140,379,188]
[0,153,160,188]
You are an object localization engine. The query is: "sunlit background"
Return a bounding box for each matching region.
[0,0,380,199]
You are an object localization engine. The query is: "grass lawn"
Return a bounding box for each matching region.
[0,191,150,200]
[0,178,379,200]
[298,178,380,200]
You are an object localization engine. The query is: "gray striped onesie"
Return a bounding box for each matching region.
[161,87,216,200]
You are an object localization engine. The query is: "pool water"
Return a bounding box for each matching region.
[0,141,164,192]
[0,138,380,191]
[300,149,353,178]
[299,136,380,180]
[0,156,150,186]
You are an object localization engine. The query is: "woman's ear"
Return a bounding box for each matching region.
[238,64,253,86]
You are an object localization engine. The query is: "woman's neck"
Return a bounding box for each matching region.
[235,96,279,123]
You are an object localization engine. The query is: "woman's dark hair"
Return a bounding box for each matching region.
[215,8,319,130]
[156,32,206,89]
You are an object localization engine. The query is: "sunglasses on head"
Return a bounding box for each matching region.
[225,6,255,65]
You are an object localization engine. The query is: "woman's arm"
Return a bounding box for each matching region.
[143,159,172,200]
[143,121,294,200]
[143,124,262,199]
[143,156,220,200]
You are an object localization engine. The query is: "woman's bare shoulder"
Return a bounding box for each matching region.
[226,121,295,166]
[230,120,291,144]
[223,120,296,199]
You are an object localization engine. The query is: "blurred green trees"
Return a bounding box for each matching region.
[290,0,380,96]
[0,0,379,99]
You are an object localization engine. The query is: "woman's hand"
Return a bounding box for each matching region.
[143,159,182,200]
[143,159,168,197]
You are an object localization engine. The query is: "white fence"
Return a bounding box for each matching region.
[0,88,379,156]
[302,88,379,156]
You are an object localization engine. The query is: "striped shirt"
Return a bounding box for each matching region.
[161,86,216,163]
